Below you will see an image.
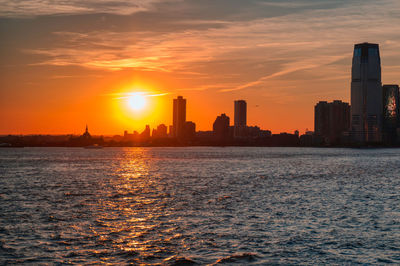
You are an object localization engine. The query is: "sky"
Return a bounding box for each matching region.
[1,0,400,135]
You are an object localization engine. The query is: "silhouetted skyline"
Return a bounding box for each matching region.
[314,43,400,146]
[1,1,400,135]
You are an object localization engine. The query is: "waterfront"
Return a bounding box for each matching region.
[0,147,399,264]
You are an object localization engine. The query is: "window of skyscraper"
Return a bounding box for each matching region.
[386,92,397,118]
[368,47,378,56]
[352,115,360,125]
[354,48,361,57]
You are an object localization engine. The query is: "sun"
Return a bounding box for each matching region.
[128,93,147,111]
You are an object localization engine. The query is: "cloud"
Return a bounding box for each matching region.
[220,55,348,92]
[0,0,372,19]
[106,91,170,99]
[0,0,174,17]
[11,0,400,97]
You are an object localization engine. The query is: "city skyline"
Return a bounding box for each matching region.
[311,42,400,146]
[1,2,399,263]
[2,40,399,138]
[1,1,400,135]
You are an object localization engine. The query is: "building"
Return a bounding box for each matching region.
[140,125,151,141]
[213,113,230,140]
[124,125,151,142]
[234,100,247,138]
[184,121,196,140]
[315,100,350,144]
[168,125,173,137]
[350,42,382,143]
[382,84,400,144]
[314,101,330,139]
[173,96,186,139]
[124,130,138,140]
[247,126,270,138]
[68,125,103,146]
[82,124,91,140]
[329,100,350,144]
[152,124,168,139]
[271,133,299,147]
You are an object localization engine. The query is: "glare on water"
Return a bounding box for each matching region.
[0,147,399,264]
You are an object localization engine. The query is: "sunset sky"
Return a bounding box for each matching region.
[1,0,400,135]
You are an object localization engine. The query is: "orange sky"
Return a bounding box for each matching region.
[1,0,400,135]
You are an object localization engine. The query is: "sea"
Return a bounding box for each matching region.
[0,147,399,265]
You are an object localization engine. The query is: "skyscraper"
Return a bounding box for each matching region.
[234,100,247,138]
[173,96,186,139]
[329,100,350,143]
[350,42,382,143]
[184,121,196,140]
[213,113,230,140]
[315,100,350,144]
[314,101,330,139]
[382,84,400,143]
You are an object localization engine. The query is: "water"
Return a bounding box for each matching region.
[0,147,399,265]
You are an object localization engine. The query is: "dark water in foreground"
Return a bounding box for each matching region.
[0,147,399,265]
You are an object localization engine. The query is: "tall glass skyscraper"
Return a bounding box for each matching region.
[350,43,382,143]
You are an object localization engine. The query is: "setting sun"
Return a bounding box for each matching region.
[110,89,169,133]
[128,93,147,111]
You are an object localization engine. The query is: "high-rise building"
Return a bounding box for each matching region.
[234,100,247,138]
[329,100,350,143]
[213,113,230,139]
[382,84,400,143]
[184,121,196,140]
[315,100,350,144]
[314,101,330,138]
[173,96,186,139]
[350,42,382,143]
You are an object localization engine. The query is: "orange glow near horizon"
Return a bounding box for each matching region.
[1,1,400,136]
[108,83,171,134]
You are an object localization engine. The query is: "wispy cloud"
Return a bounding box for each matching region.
[106,91,169,99]
[2,0,400,133]
[0,0,175,17]
[0,0,355,18]
[11,0,400,98]
[220,55,349,92]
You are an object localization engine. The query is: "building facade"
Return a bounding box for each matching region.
[315,100,350,144]
[173,96,186,139]
[329,100,350,143]
[234,100,247,138]
[184,121,196,140]
[213,113,230,140]
[314,101,330,138]
[382,84,400,143]
[350,42,382,143]
[152,124,168,138]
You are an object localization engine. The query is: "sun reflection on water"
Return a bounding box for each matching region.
[2,148,399,264]
[86,148,181,264]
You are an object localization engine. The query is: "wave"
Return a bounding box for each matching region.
[214,253,260,264]
[163,255,198,265]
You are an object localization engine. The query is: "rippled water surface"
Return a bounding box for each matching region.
[0,147,399,264]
